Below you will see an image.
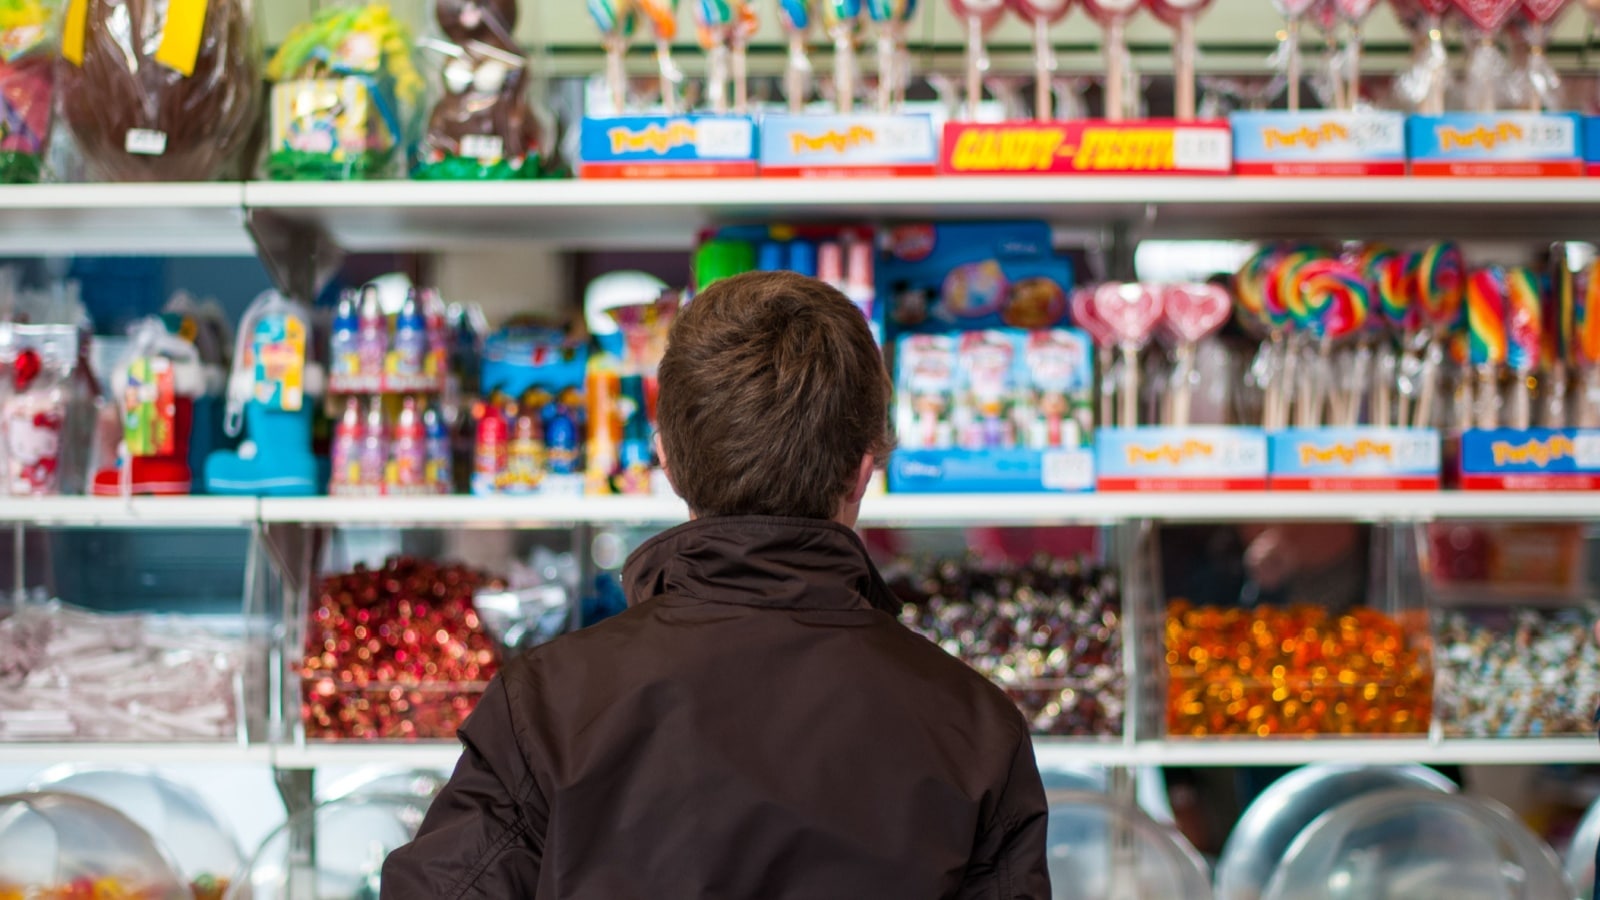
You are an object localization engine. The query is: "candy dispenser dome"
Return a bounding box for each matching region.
[1216,763,1457,900]
[0,791,190,899]
[317,768,449,803]
[1260,789,1572,900]
[227,795,429,900]
[1561,794,1600,898]
[1044,791,1212,899]
[31,766,243,899]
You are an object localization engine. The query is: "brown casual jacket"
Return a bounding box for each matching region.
[381,515,1050,899]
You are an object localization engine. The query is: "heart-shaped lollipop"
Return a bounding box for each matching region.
[1091,282,1165,346]
[1162,283,1232,344]
[1081,0,1142,120]
[1454,0,1519,29]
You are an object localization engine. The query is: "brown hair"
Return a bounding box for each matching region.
[657,271,892,520]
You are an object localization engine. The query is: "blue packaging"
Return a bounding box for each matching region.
[1231,111,1406,175]
[1460,429,1600,489]
[578,114,758,178]
[1268,427,1440,490]
[1096,427,1267,491]
[888,328,1095,493]
[759,113,938,177]
[1408,113,1582,176]
[878,222,1075,338]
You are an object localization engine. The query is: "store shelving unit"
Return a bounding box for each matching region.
[9,180,1600,781]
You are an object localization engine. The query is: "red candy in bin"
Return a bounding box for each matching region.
[302,556,503,741]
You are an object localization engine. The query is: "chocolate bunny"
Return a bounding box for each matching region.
[424,0,542,173]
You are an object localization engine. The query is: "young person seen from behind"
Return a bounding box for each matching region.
[382,271,1050,899]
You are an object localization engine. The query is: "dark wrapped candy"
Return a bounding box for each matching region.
[887,554,1125,737]
[1435,606,1600,737]
[57,0,260,182]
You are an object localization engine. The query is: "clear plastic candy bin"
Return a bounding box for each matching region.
[1562,793,1600,899]
[1261,789,1572,900]
[32,767,243,900]
[229,795,429,899]
[1216,764,1457,900]
[0,791,190,900]
[1045,791,1212,900]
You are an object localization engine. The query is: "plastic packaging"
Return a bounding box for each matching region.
[1216,764,1456,900]
[57,0,261,182]
[1261,789,1573,900]
[414,0,543,179]
[32,767,242,900]
[1043,791,1212,899]
[264,1,423,180]
[0,0,59,183]
[232,795,428,899]
[1564,793,1600,899]
[0,791,190,900]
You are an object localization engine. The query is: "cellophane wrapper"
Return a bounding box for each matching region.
[56,0,261,182]
[0,1,60,183]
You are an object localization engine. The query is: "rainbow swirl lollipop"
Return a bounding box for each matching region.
[1415,242,1466,333]
[1297,258,1371,341]
[1235,246,1279,331]
[1581,261,1600,367]
[1377,251,1419,333]
[1466,266,1509,368]
[1268,246,1325,330]
[1506,266,1544,375]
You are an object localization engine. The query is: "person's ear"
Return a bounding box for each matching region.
[847,453,874,504]
[655,433,680,496]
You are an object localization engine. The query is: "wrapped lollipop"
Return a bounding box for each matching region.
[778,0,814,112]
[1268,246,1325,428]
[1293,258,1371,426]
[1088,283,1164,427]
[1453,0,1519,112]
[1161,283,1231,427]
[1579,261,1600,428]
[1393,0,1451,114]
[1082,0,1142,120]
[589,0,637,114]
[1411,242,1466,429]
[731,0,757,111]
[1236,246,1284,428]
[636,0,684,113]
[867,0,911,112]
[1517,0,1568,112]
[950,0,1007,118]
[696,0,735,113]
[1276,0,1319,111]
[1071,287,1118,428]
[1544,247,1575,427]
[1010,0,1073,120]
[1378,251,1423,427]
[823,0,862,113]
[1336,0,1379,108]
[1467,265,1509,430]
[1146,0,1214,121]
[1505,266,1543,429]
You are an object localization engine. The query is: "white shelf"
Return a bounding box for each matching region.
[4,492,1597,529]
[0,742,271,767]
[241,177,1600,251]
[258,494,689,526]
[0,183,250,255]
[8,737,1572,770]
[0,496,259,527]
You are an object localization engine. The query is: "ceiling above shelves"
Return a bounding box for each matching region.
[10,178,1600,256]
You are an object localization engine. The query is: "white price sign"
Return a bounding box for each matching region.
[1173,129,1231,171]
[694,119,753,158]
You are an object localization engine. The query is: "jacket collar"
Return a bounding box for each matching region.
[622,515,901,615]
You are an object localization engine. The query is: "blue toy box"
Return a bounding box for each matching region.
[877,222,1075,340]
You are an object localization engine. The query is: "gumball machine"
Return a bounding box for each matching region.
[0,791,190,900]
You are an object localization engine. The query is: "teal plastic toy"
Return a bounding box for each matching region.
[205,291,323,496]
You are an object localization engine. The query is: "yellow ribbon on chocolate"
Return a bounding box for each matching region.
[61,0,87,66]
[62,0,208,75]
[154,0,209,76]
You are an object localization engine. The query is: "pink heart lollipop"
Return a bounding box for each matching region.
[1336,0,1379,108]
[1090,282,1164,427]
[1071,287,1115,347]
[949,0,1007,118]
[1455,0,1519,111]
[1455,0,1519,29]
[1081,0,1142,120]
[1162,283,1231,344]
[1146,0,1214,120]
[1010,0,1073,120]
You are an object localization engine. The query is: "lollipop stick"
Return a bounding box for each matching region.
[1120,344,1139,427]
[657,40,680,114]
[1509,371,1533,429]
[835,27,856,113]
[1373,343,1394,427]
[1580,367,1600,429]
[1034,17,1055,120]
[895,23,911,107]
[1346,28,1361,109]
[733,32,749,112]
[1543,362,1569,428]
[966,13,986,118]
[1287,18,1302,113]
[1171,342,1195,427]
[707,41,731,114]
[1100,353,1118,429]
[787,34,810,113]
[1474,366,1499,429]
[1425,21,1446,115]
[878,32,896,112]
[1413,339,1441,429]
[1106,17,1127,122]
[605,36,628,114]
[1175,12,1197,121]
